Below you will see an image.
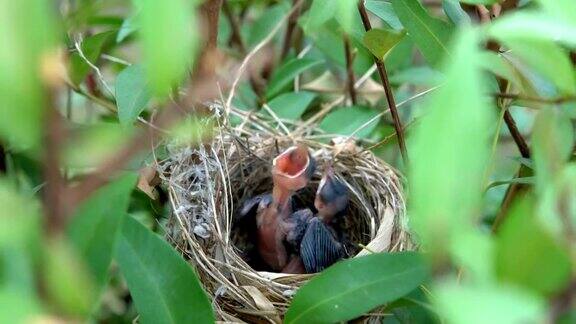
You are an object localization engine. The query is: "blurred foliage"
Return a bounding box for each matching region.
[0,0,575,323]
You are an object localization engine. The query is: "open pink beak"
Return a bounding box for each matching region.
[272,145,315,192]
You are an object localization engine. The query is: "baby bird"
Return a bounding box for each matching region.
[283,168,349,273]
[238,145,315,271]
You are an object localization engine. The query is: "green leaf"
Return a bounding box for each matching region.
[498,37,576,95]
[534,0,576,23]
[304,0,337,31]
[285,252,429,324]
[69,31,114,85]
[136,0,198,96]
[496,198,572,296]
[478,51,524,91]
[319,106,380,139]
[365,0,403,30]
[538,164,576,241]
[117,15,137,43]
[246,3,289,47]
[116,64,152,125]
[442,0,471,25]
[390,66,445,86]
[408,28,495,258]
[266,91,316,120]
[0,289,42,323]
[266,58,323,98]
[435,281,545,324]
[362,28,406,60]
[532,108,574,195]
[0,0,58,148]
[488,12,576,49]
[391,0,454,67]
[44,238,98,317]
[116,216,214,324]
[0,180,41,250]
[485,177,535,191]
[67,174,137,289]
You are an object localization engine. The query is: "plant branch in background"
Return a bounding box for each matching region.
[280,0,302,60]
[358,0,409,166]
[343,34,358,105]
[223,0,246,53]
[493,92,576,105]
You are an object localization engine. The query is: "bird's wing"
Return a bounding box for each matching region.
[300,217,344,273]
[285,209,313,251]
[236,194,272,221]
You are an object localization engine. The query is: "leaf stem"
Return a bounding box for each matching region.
[358,0,409,166]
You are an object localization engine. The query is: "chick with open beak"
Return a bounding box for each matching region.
[238,145,315,271]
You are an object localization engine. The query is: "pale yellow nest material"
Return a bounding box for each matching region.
[159,105,412,323]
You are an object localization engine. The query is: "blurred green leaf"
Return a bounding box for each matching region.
[117,15,137,43]
[450,231,495,284]
[532,108,574,195]
[496,197,571,296]
[334,0,357,35]
[390,66,445,86]
[538,165,576,241]
[0,290,42,323]
[534,0,576,23]
[116,216,214,324]
[69,31,114,85]
[362,28,406,60]
[478,51,524,91]
[499,38,576,95]
[391,0,454,67]
[285,252,429,324]
[0,180,41,251]
[266,58,322,98]
[408,28,494,259]
[44,238,98,318]
[365,0,403,30]
[246,3,289,47]
[486,176,535,191]
[488,12,576,49]
[64,123,133,168]
[67,174,136,290]
[0,0,58,148]
[116,64,152,125]
[435,281,545,324]
[442,0,471,25]
[320,106,380,139]
[266,91,316,120]
[303,0,336,31]
[136,0,197,96]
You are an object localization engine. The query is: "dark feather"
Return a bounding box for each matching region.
[236,194,272,222]
[300,218,344,273]
[285,209,313,253]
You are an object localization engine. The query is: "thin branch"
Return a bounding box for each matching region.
[343,34,357,105]
[280,0,302,60]
[43,90,67,235]
[493,92,576,105]
[222,0,246,53]
[358,1,409,165]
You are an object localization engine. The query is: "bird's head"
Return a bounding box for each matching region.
[272,144,315,192]
[315,168,349,219]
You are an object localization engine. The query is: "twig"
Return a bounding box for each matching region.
[358,0,409,166]
[280,0,302,60]
[43,90,67,235]
[493,92,576,105]
[343,34,357,105]
[73,35,115,98]
[222,0,246,53]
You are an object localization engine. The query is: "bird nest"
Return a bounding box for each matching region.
[158,103,412,323]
